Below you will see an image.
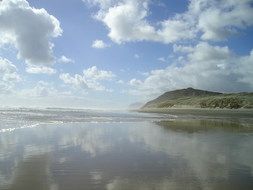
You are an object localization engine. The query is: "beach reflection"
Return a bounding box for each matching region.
[0,119,253,190]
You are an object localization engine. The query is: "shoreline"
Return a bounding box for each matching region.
[137,108,253,118]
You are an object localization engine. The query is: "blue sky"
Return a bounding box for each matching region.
[0,0,253,109]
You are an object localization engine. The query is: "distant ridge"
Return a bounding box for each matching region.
[142,88,253,109]
[128,102,144,109]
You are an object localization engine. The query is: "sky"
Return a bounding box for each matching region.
[0,0,253,109]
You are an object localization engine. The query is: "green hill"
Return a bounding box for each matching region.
[142,88,253,109]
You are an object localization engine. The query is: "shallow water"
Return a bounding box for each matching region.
[0,109,253,190]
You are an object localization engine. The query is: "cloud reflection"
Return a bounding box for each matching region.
[128,121,253,189]
[0,119,253,190]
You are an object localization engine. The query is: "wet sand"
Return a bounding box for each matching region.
[1,109,253,190]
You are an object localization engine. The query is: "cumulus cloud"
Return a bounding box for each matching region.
[92,40,110,49]
[20,81,58,97]
[0,57,21,93]
[0,0,62,65]
[85,0,187,44]
[129,42,253,97]
[60,66,115,91]
[100,0,159,43]
[84,0,253,43]
[195,0,253,40]
[173,44,194,53]
[25,65,57,75]
[58,55,75,64]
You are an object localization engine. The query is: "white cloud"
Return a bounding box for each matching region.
[0,57,21,93]
[195,0,253,40]
[101,0,159,43]
[157,57,166,62]
[188,42,231,62]
[60,66,115,91]
[0,58,21,82]
[32,81,55,97]
[92,40,110,49]
[83,66,115,80]
[129,78,142,87]
[157,17,197,43]
[173,44,194,53]
[117,80,124,84]
[237,49,253,85]
[129,42,253,97]
[19,81,58,97]
[58,56,74,64]
[26,65,57,75]
[83,0,116,9]
[0,0,62,65]
[85,0,253,43]
[134,54,140,59]
[84,0,196,43]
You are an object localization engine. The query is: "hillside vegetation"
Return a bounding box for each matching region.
[142,88,253,109]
